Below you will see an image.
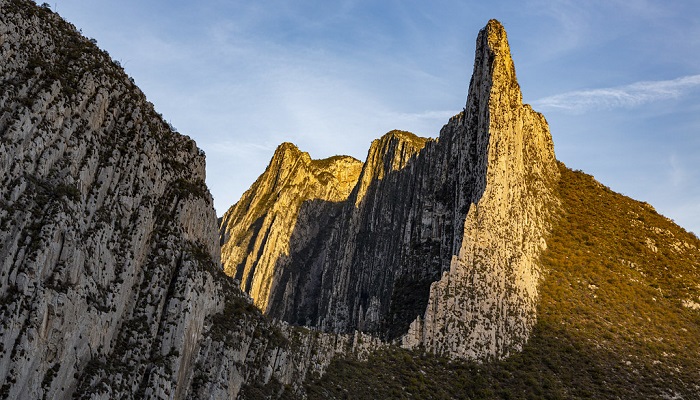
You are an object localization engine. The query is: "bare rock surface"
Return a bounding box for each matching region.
[219,143,362,314]
[402,21,559,359]
[0,2,358,398]
[221,20,559,360]
[3,0,628,397]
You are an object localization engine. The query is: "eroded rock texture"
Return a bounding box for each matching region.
[0,2,352,398]
[0,3,216,397]
[221,20,559,360]
[402,21,560,359]
[219,144,363,314]
[1,1,564,396]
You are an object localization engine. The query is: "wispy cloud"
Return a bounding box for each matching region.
[533,74,700,112]
[668,154,687,187]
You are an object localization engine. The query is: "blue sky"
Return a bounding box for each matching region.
[47,0,700,235]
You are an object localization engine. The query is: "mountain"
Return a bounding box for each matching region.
[305,164,700,399]
[220,19,559,361]
[2,0,699,398]
[221,17,700,399]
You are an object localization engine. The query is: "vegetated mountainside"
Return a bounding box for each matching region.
[303,164,700,399]
[221,19,560,361]
[0,1,368,398]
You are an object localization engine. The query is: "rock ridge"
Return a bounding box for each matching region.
[402,20,560,359]
[219,142,363,313]
[3,4,699,398]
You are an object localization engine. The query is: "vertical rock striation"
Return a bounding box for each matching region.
[0,2,222,397]
[219,143,363,314]
[2,2,561,396]
[402,20,560,359]
[221,20,559,360]
[0,1,350,398]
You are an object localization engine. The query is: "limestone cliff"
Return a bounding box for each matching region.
[0,1,351,398]
[266,130,435,334]
[221,20,559,359]
[4,1,697,397]
[219,144,362,313]
[402,20,559,359]
[0,4,215,396]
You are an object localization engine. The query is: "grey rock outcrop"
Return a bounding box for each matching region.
[0,2,222,397]
[1,0,565,396]
[221,20,559,360]
[0,1,352,398]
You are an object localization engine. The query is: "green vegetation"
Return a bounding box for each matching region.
[170,178,209,200]
[302,163,700,399]
[40,362,60,399]
[239,378,297,400]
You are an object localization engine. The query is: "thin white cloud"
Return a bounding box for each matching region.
[533,74,700,112]
[668,154,687,187]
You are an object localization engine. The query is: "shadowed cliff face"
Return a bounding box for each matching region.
[221,20,559,359]
[0,2,358,398]
[0,2,222,396]
[219,144,363,313]
[5,4,698,398]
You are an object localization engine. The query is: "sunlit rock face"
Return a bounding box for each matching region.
[402,20,560,359]
[1,3,560,397]
[219,143,363,314]
[221,19,559,360]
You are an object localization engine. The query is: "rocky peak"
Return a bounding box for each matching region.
[219,142,363,312]
[271,141,305,166]
[462,20,522,125]
[403,19,559,359]
[354,129,429,205]
[259,142,361,201]
[221,19,560,361]
[362,130,429,177]
[474,19,522,106]
[4,5,699,396]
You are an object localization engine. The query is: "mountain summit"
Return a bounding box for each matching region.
[220,18,559,360]
[221,18,700,398]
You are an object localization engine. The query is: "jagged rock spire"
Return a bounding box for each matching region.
[403,19,559,359]
[221,19,559,361]
[463,19,523,133]
[219,142,363,313]
[475,19,522,105]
